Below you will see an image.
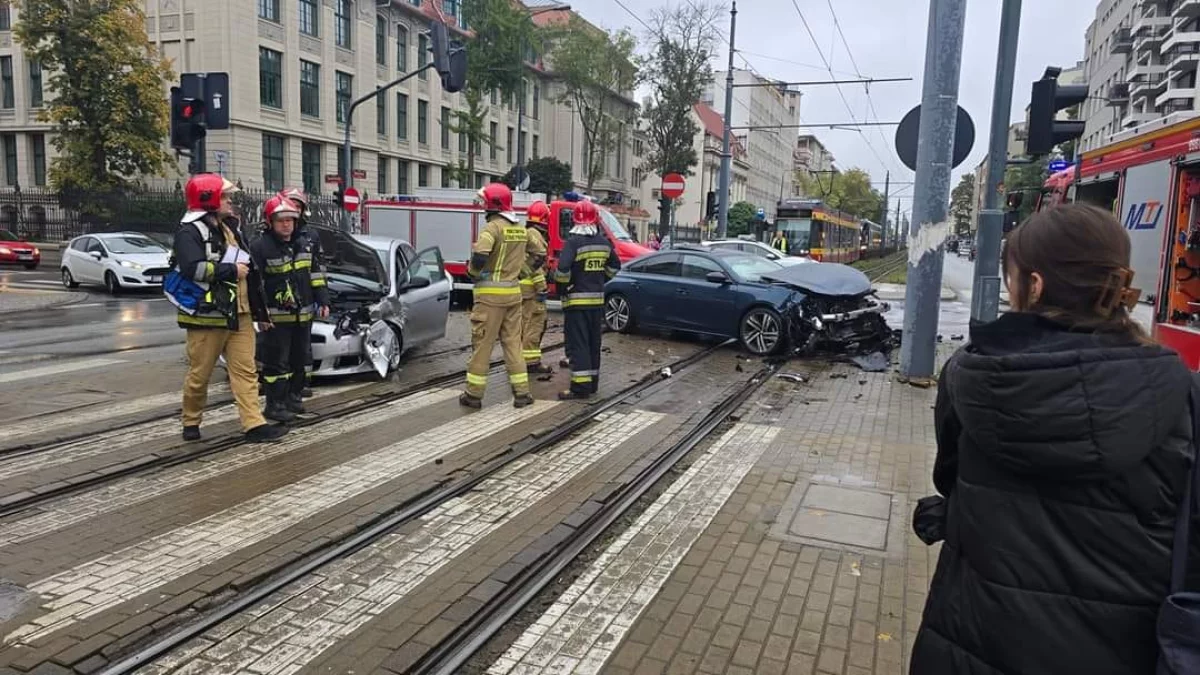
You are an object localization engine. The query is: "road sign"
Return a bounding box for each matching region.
[342,186,361,212]
[352,169,367,180]
[894,104,975,172]
[1048,159,1072,173]
[661,173,685,200]
[325,174,343,184]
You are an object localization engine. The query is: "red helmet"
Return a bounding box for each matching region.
[478,182,514,214]
[185,174,227,213]
[279,188,310,215]
[526,201,550,226]
[572,200,599,226]
[264,195,301,223]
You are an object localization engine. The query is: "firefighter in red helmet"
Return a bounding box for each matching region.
[460,183,539,408]
[519,200,551,374]
[555,199,620,399]
[168,174,286,443]
[277,187,327,400]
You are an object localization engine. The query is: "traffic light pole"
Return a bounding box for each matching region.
[970,0,1022,324]
[899,0,967,382]
[715,1,737,240]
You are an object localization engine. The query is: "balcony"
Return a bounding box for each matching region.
[1156,85,1197,107]
[1176,0,1200,19]
[1111,27,1134,53]
[1171,51,1200,73]
[1134,12,1173,36]
[1122,111,1158,128]
[1164,30,1200,54]
[1109,82,1132,104]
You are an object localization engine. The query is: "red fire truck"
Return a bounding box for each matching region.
[361,188,652,303]
[1040,115,1200,368]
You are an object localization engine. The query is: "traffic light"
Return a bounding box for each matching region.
[1006,191,1024,210]
[1026,67,1088,156]
[704,191,716,221]
[170,86,207,152]
[430,22,467,94]
[332,189,343,208]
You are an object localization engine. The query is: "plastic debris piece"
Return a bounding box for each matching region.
[777,373,807,383]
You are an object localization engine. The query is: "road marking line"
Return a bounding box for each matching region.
[18,280,62,286]
[488,423,780,675]
[0,388,460,551]
[54,303,104,309]
[0,353,55,367]
[0,383,368,480]
[135,408,662,675]
[0,358,125,385]
[7,395,560,647]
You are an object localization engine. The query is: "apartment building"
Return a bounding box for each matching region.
[793,134,835,196]
[968,122,1028,232]
[0,0,637,201]
[1079,0,1135,152]
[704,69,802,221]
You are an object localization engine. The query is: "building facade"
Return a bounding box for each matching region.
[0,0,639,206]
[1079,0,1134,152]
[704,69,801,221]
[968,122,1028,232]
[793,134,835,190]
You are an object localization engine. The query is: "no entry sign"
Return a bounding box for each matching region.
[661,173,685,200]
[342,186,361,212]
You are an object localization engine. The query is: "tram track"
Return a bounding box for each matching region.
[0,341,566,519]
[94,339,740,675]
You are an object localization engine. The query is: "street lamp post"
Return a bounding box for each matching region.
[515,3,570,189]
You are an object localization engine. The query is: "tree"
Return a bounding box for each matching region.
[16,0,173,201]
[727,201,757,237]
[640,3,721,179]
[795,168,883,220]
[950,172,975,235]
[502,156,573,197]
[450,0,542,186]
[1004,162,1049,223]
[546,16,637,191]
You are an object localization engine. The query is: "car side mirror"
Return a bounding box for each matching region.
[706,271,731,284]
[89,250,103,260]
[401,275,432,292]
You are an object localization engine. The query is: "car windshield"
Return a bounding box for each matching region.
[598,208,633,242]
[0,230,17,241]
[104,236,167,254]
[724,254,784,282]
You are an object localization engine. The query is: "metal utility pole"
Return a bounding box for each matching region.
[879,170,890,249]
[715,1,737,239]
[900,0,967,381]
[971,0,1022,323]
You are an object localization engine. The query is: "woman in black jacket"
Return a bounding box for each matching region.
[911,204,1195,675]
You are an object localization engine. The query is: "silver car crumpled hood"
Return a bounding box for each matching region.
[761,261,873,297]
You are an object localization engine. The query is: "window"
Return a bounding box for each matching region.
[28,61,41,108]
[1,134,14,185]
[458,126,467,153]
[30,134,45,186]
[377,94,387,135]
[418,163,430,187]
[262,134,285,191]
[402,242,441,283]
[417,100,429,144]
[441,167,450,188]
[532,135,539,159]
[258,0,279,22]
[440,106,451,149]
[378,156,389,193]
[418,34,429,79]
[506,127,514,163]
[335,0,352,49]
[336,71,352,124]
[681,254,723,280]
[376,16,387,65]
[302,142,322,194]
[397,26,408,71]
[300,60,320,117]
[259,48,283,108]
[489,122,498,160]
[398,160,409,193]
[1,57,12,109]
[299,0,319,36]
[532,83,540,118]
[491,90,498,105]
[632,252,681,277]
[0,5,9,31]
[396,93,408,140]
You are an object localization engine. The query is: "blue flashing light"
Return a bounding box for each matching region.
[562,191,583,202]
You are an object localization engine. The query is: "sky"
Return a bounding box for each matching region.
[560,0,1098,219]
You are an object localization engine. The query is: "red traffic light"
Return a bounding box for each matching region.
[178,97,206,121]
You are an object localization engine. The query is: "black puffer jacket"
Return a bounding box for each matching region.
[912,312,1196,675]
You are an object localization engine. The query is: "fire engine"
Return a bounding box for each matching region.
[360,188,652,303]
[1039,115,1200,368]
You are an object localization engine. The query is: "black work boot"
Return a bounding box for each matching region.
[285,392,306,414]
[559,358,570,368]
[301,386,314,398]
[245,424,288,442]
[459,392,483,409]
[513,393,534,408]
[182,426,201,442]
[557,389,592,401]
[527,362,553,375]
[264,399,296,423]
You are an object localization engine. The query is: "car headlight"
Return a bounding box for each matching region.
[119,260,143,270]
[31,247,39,256]
[0,246,10,255]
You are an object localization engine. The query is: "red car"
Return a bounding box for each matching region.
[0,229,39,270]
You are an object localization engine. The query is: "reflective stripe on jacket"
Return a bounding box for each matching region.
[555,233,620,309]
[250,228,330,324]
[171,217,268,330]
[469,215,539,306]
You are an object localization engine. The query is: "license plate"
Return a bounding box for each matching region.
[17,255,32,261]
[148,275,162,283]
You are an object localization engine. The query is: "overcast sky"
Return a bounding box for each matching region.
[561,0,1097,219]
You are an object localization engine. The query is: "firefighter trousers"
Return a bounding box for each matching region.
[564,308,603,394]
[465,299,529,399]
[521,295,548,366]
[261,322,311,402]
[182,315,267,432]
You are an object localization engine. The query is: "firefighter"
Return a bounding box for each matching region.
[461,183,538,409]
[251,196,331,422]
[279,187,326,401]
[520,200,551,375]
[555,200,620,399]
[169,174,287,443]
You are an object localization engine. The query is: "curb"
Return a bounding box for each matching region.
[0,290,90,315]
[873,285,957,302]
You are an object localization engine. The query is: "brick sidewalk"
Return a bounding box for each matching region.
[493,352,953,675]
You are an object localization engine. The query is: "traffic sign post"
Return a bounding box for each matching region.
[661,173,685,200]
[342,187,361,212]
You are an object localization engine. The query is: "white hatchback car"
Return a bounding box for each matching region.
[701,239,815,266]
[61,232,172,294]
